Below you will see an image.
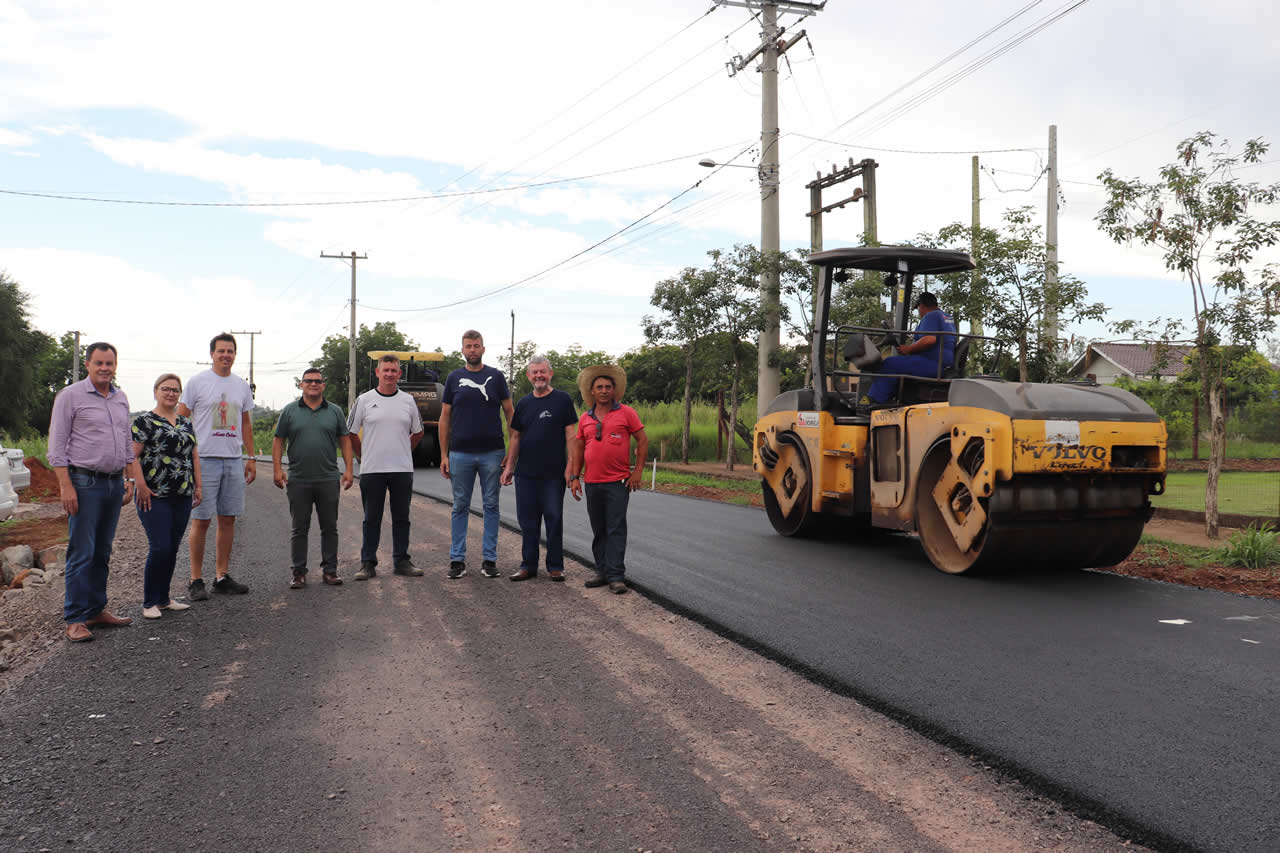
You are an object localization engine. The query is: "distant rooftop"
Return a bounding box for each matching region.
[1073,341,1195,379]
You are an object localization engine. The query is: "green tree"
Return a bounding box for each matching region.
[708,245,768,470]
[29,330,77,433]
[1098,131,1280,536]
[643,265,718,463]
[934,207,1106,381]
[313,321,418,407]
[0,272,51,436]
[620,344,688,404]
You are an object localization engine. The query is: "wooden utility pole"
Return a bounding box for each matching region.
[70,330,82,383]
[1044,124,1059,349]
[509,310,516,380]
[717,0,826,415]
[229,330,263,395]
[321,251,367,411]
[971,156,984,339]
[805,157,873,382]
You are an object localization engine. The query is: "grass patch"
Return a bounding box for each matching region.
[0,432,49,464]
[1168,439,1280,459]
[653,470,759,494]
[1150,471,1280,518]
[1216,523,1280,572]
[632,401,755,463]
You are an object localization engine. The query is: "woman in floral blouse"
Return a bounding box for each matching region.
[131,373,202,619]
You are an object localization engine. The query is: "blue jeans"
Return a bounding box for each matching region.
[868,354,950,403]
[449,449,504,562]
[64,471,124,623]
[137,494,193,608]
[585,480,630,581]
[515,475,566,573]
[359,472,413,565]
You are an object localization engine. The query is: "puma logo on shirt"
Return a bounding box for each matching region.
[458,376,494,401]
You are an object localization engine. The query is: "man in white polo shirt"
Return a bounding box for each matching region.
[348,354,424,579]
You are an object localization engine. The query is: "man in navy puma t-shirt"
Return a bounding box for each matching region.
[439,330,513,579]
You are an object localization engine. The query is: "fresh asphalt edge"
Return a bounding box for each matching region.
[390,465,1199,853]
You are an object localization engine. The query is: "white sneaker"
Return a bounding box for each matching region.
[162,600,190,611]
[142,606,162,619]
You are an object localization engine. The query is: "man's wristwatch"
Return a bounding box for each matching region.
[570,475,580,481]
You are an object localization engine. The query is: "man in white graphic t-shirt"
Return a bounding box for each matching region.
[348,354,424,580]
[178,332,256,600]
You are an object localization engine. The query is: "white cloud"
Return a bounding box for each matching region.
[0,127,33,147]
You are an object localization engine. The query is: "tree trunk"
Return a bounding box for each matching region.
[1205,379,1226,539]
[681,344,694,465]
[725,354,740,471]
[1018,332,1029,382]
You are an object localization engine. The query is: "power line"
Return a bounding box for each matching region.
[787,132,1043,156]
[360,144,758,314]
[0,150,736,208]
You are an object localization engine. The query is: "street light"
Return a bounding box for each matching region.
[698,158,753,169]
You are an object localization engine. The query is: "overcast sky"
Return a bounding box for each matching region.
[2,0,1277,409]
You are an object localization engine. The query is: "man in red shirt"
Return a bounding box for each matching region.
[569,365,648,594]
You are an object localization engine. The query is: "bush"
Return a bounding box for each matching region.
[1216,523,1280,572]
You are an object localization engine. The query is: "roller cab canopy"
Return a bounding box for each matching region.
[807,246,975,275]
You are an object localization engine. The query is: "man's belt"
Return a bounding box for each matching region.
[68,465,123,480]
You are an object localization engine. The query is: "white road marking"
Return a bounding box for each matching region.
[1241,639,1261,645]
[1225,616,1260,621]
[1159,619,1192,625]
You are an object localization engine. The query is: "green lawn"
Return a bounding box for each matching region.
[1151,472,1280,518]
[653,470,759,494]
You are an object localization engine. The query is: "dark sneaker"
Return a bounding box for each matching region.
[584,574,608,589]
[188,578,209,601]
[480,560,499,579]
[290,572,306,590]
[354,561,376,581]
[393,559,424,577]
[609,581,629,595]
[212,574,249,595]
[447,561,466,579]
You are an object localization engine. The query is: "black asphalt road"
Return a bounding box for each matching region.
[418,467,1280,853]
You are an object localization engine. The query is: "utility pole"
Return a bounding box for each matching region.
[718,0,825,416]
[509,310,516,381]
[321,250,367,411]
[230,330,263,395]
[70,330,82,383]
[1044,124,1059,350]
[970,156,984,339]
[805,158,872,378]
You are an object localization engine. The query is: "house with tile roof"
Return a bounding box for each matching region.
[1068,341,1195,385]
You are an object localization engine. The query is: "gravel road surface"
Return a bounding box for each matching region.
[0,483,1143,852]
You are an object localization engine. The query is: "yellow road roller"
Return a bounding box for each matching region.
[753,246,1167,573]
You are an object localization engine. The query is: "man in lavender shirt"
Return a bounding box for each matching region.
[49,342,137,643]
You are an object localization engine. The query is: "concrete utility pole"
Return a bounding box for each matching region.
[70,330,82,383]
[230,330,263,395]
[509,310,516,380]
[1044,124,1059,349]
[718,0,825,416]
[321,251,367,412]
[970,156,984,339]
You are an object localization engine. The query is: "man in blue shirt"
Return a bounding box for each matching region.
[868,291,957,403]
[439,330,514,579]
[500,355,578,582]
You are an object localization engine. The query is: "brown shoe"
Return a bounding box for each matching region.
[584,574,608,589]
[322,573,343,586]
[290,573,306,589]
[66,623,94,642]
[509,569,535,582]
[86,611,132,627]
[548,570,565,582]
[609,581,629,595]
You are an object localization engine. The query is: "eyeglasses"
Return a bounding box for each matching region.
[301,379,325,384]
[595,421,603,441]
[158,387,181,394]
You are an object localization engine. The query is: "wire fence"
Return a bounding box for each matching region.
[1159,399,1280,521]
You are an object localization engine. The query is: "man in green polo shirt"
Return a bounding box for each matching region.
[272,367,355,589]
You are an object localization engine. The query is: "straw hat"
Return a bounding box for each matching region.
[577,364,627,403]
